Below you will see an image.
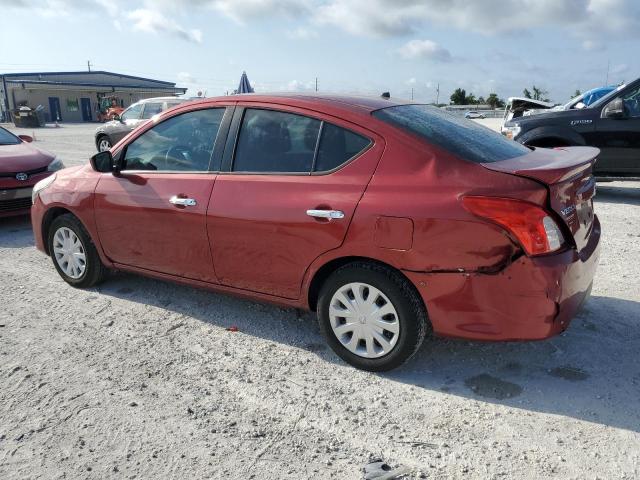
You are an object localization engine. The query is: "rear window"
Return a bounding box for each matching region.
[373,104,530,163]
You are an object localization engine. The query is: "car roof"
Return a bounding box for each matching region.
[137,96,187,103]
[189,93,412,114]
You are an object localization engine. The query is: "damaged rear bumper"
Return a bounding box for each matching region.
[404,216,601,341]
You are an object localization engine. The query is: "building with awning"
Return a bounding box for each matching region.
[0,71,186,123]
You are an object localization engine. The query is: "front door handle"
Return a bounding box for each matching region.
[306,209,344,220]
[170,195,197,207]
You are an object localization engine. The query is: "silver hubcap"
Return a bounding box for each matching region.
[98,139,111,151]
[329,282,400,358]
[53,227,86,279]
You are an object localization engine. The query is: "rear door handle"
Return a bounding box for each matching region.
[306,209,344,219]
[170,196,197,207]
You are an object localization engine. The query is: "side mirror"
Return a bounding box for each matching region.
[18,134,33,143]
[604,97,626,118]
[112,113,121,122]
[90,150,123,173]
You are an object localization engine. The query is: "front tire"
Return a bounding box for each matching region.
[97,135,112,152]
[317,262,430,371]
[48,214,107,288]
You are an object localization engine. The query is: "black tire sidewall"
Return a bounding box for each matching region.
[317,265,426,372]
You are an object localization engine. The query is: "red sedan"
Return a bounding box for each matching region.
[31,94,600,371]
[0,126,63,217]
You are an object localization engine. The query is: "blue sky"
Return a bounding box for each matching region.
[1,0,638,104]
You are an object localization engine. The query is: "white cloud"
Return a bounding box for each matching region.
[286,26,318,39]
[582,40,605,51]
[398,40,452,62]
[211,0,310,23]
[127,8,203,43]
[177,72,197,83]
[611,63,629,75]
[284,79,315,91]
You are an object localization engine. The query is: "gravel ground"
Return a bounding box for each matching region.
[1,122,639,479]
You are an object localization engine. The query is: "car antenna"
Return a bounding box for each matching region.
[381,92,390,99]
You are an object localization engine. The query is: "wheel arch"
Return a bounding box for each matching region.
[41,207,82,255]
[519,126,585,148]
[306,255,424,313]
[95,133,110,149]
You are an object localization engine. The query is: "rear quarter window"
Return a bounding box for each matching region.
[373,104,530,163]
[314,123,371,172]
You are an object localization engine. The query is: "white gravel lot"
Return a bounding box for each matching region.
[0,122,639,479]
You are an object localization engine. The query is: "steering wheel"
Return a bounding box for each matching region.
[164,145,193,170]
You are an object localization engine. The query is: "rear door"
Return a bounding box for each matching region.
[591,83,640,175]
[94,105,232,282]
[207,105,382,299]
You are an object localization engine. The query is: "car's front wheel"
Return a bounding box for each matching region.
[48,214,107,288]
[317,262,430,371]
[97,135,112,152]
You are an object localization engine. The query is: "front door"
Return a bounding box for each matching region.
[94,106,229,282]
[80,98,92,122]
[207,106,382,299]
[592,83,640,175]
[48,97,62,122]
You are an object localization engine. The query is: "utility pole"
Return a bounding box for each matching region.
[605,59,610,85]
[87,60,92,72]
[411,87,414,101]
[315,77,318,92]
[435,83,440,105]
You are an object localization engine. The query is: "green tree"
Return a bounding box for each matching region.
[531,85,550,102]
[573,89,582,97]
[477,96,486,105]
[524,85,550,102]
[486,93,501,108]
[466,93,477,105]
[450,88,467,105]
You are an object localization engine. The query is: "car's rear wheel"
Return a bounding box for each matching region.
[48,214,107,288]
[97,135,112,152]
[317,262,429,371]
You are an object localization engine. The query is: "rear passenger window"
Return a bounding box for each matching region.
[314,123,371,172]
[233,109,321,173]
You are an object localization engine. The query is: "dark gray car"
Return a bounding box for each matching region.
[94,97,189,151]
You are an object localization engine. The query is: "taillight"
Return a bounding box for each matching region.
[462,196,565,256]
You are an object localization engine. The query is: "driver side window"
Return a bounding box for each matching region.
[123,108,225,172]
[621,86,640,118]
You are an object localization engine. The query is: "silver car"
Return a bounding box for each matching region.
[94,97,189,151]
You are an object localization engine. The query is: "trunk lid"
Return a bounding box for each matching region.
[481,146,598,252]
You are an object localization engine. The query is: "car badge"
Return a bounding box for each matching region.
[15,172,28,181]
[560,205,576,216]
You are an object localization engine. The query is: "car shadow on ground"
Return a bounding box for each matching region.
[97,269,640,434]
[595,184,640,205]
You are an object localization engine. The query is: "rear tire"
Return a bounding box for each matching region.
[48,214,107,288]
[317,262,430,371]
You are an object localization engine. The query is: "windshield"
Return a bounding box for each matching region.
[0,127,21,145]
[373,104,530,164]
